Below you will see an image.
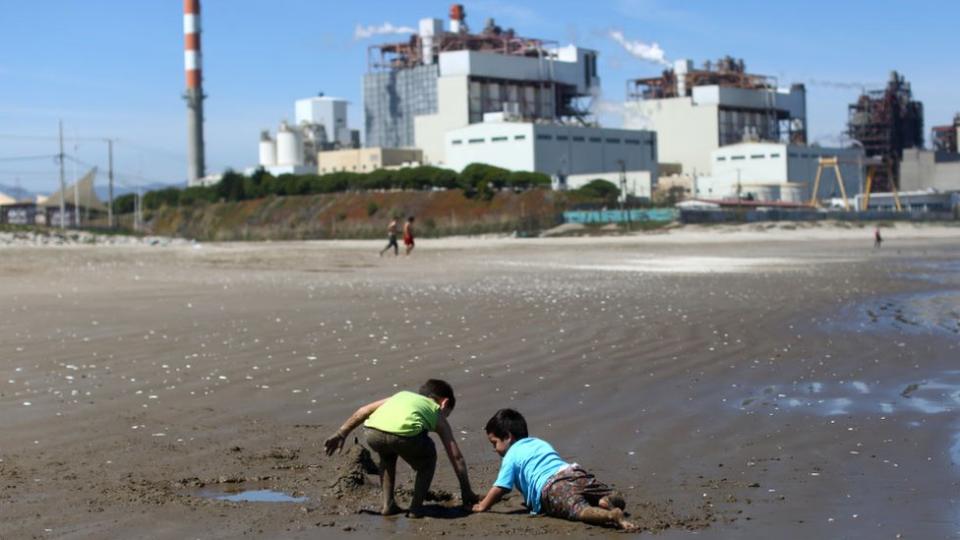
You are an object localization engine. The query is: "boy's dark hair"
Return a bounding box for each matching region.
[419,379,455,410]
[484,408,528,440]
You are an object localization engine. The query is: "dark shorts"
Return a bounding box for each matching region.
[540,465,616,520]
[364,427,436,471]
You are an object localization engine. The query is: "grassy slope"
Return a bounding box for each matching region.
[145,189,562,241]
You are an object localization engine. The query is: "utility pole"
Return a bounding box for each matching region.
[134,187,142,232]
[736,168,742,202]
[72,144,80,227]
[58,121,67,230]
[106,139,115,228]
[617,159,630,230]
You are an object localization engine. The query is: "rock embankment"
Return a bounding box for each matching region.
[0,229,189,247]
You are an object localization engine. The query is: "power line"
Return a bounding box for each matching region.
[0,154,59,162]
[0,134,111,142]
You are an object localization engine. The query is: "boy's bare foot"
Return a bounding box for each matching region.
[381,502,403,516]
[609,508,638,531]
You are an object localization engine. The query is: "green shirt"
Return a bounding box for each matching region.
[364,391,440,436]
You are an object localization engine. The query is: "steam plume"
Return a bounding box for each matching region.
[609,30,669,66]
[354,22,416,40]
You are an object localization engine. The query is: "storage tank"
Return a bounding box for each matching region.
[258,130,276,167]
[276,121,302,166]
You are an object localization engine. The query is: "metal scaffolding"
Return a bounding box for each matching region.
[847,71,924,191]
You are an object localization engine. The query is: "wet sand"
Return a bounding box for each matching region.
[1,223,959,538]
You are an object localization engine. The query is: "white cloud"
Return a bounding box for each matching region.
[354,22,416,40]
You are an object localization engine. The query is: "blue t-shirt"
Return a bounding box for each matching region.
[494,437,568,514]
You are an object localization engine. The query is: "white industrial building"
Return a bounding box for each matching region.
[899,148,960,192]
[295,96,357,149]
[413,45,599,166]
[625,58,806,177]
[444,116,657,198]
[364,8,599,167]
[695,142,864,203]
[252,95,360,178]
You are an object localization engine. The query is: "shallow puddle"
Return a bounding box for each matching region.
[837,290,960,336]
[734,373,960,417]
[195,484,307,503]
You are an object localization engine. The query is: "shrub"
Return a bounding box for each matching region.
[576,179,620,201]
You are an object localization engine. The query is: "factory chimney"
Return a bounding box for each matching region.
[449,4,466,33]
[184,0,206,184]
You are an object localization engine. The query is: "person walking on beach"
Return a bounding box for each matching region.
[874,226,883,248]
[380,218,399,257]
[403,216,416,256]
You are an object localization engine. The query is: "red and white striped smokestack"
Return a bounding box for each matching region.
[184,0,202,90]
[184,0,206,184]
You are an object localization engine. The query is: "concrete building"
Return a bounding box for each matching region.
[856,190,960,212]
[696,142,863,203]
[247,96,361,181]
[899,148,960,192]
[295,96,359,149]
[363,7,599,166]
[625,58,806,176]
[318,148,423,174]
[443,119,657,194]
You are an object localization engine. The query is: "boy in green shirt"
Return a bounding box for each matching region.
[324,379,477,516]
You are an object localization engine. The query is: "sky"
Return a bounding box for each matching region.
[0,0,956,193]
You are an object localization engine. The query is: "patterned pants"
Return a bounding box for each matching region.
[540,465,618,520]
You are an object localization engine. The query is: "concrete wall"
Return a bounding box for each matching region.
[627,97,718,175]
[692,85,805,120]
[438,48,596,94]
[532,125,657,179]
[443,122,657,179]
[700,143,862,202]
[317,148,423,174]
[444,123,536,173]
[712,142,788,182]
[900,149,960,192]
[414,75,471,166]
[935,161,960,191]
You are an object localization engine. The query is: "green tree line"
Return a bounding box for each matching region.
[114,163,554,213]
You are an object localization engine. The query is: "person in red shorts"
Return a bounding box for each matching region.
[403,216,416,255]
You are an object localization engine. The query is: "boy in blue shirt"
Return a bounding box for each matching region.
[472,408,636,531]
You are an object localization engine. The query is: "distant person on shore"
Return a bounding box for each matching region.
[403,216,416,255]
[472,409,636,531]
[874,226,883,248]
[324,379,477,516]
[380,218,399,257]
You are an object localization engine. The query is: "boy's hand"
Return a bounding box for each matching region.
[323,433,345,455]
[471,503,485,513]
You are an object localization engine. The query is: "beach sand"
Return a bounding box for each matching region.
[1,222,958,538]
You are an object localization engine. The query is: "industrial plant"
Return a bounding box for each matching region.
[174,2,957,218]
[10,1,951,227]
